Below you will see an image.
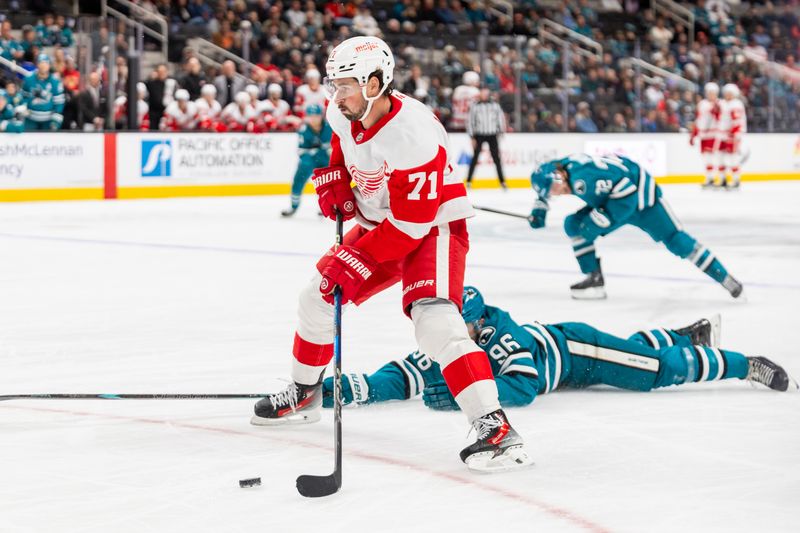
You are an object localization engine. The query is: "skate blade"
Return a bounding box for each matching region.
[709,313,722,347]
[250,409,321,426]
[465,445,534,474]
[570,287,607,300]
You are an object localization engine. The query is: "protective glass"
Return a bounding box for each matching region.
[323,77,363,102]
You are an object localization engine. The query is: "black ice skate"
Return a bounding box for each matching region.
[724,180,741,191]
[570,263,606,300]
[746,357,795,392]
[460,409,533,473]
[281,207,298,217]
[722,275,744,298]
[676,314,721,347]
[251,381,322,426]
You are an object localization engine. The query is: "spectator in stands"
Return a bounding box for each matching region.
[61,54,81,129]
[78,71,105,131]
[1,21,24,63]
[213,60,245,107]
[649,17,673,49]
[353,5,381,37]
[402,64,430,97]
[606,112,628,132]
[180,57,206,100]
[35,14,56,46]
[574,101,598,133]
[145,63,176,131]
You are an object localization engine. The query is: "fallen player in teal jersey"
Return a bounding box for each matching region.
[323,286,793,410]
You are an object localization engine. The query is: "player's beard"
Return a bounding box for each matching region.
[339,100,368,122]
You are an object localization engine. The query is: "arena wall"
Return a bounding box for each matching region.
[1,132,798,201]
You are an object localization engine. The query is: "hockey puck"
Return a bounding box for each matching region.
[239,477,261,488]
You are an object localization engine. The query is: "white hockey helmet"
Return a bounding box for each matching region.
[463,71,480,87]
[324,36,395,120]
[245,84,259,98]
[305,69,321,81]
[325,36,394,86]
[268,83,282,96]
[722,83,740,98]
[200,84,217,97]
[703,82,719,97]
[234,91,250,105]
[136,82,148,97]
[175,89,190,101]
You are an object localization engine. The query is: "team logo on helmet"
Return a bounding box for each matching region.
[573,179,586,195]
[477,326,496,347]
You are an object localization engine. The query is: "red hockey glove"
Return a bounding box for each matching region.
[317,245,378,305]
[312,165,357,221]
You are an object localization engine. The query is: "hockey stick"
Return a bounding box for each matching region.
[0,393,266,401]
[473,205,531,221]
[296,210,344,498]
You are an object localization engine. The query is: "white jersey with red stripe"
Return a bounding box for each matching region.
[693,98,719,140]
[294,84,327,115]
[326,91,473,263]
[267,98,291,120]
[221,102,257,128]
[195,97,221,121]
[718,98,747,141]
[450,85,480,130]
[161,101,198,131]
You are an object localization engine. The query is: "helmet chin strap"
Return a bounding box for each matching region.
[358,83,389,123]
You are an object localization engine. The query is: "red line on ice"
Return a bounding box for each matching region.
[2,404,612,533]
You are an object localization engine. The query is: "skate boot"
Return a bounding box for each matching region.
[725,179,740,191]
[570,263,606,300]
[701,178,715,189]
[722,275,744,298]
[746,357,794,392]
[460,409,534,473]
[251,381,322,425]
[281,206,298,217]
[676,314,721,347]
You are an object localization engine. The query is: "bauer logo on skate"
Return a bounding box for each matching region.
[335,249,372,279]
[402,279,434,295]
[349,163,388,199]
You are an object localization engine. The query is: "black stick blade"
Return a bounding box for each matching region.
[296,472,341,498]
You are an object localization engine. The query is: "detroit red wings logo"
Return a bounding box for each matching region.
[349,162,388,199]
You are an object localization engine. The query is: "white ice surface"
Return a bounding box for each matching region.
[0,182,798,532]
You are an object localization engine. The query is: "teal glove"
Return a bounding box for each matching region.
[322,372,370,408]
[528,200,548,229]
[422,381,460,411]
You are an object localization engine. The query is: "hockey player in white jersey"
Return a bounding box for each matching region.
[195,84,222,131]
[251,36,532,472]
[690,82,721,188]
[113,82,150,130]
[221,91,257,132]
[293,69,327,117]
[716,83,747,190]
[160,89,198,131]
[264,83,298,131]
[450,71,480,131]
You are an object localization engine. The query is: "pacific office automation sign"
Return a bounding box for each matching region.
[117,133,299,185]
[0,133,104,188]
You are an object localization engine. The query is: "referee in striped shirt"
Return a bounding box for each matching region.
[466,88,506,189]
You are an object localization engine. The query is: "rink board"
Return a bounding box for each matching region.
[0,132,798,201]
